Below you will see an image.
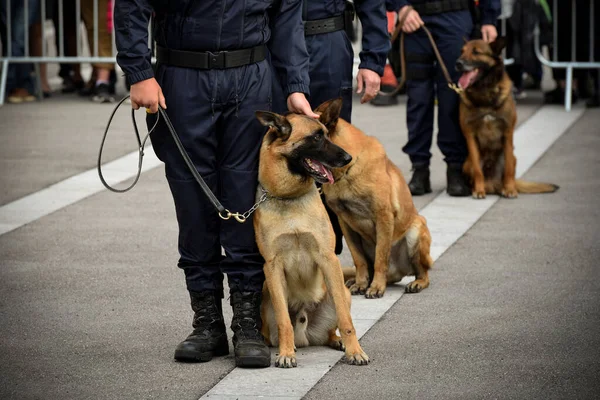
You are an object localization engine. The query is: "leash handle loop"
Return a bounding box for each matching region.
[97,95,267,223]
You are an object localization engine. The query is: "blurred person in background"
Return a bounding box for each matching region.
[0,0,40,103]
[544,0,600,106]
[80,0,116,102]
[387,0,501,197]
[502,0,550,99]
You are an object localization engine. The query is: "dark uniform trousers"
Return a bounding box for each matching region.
[272,29,354,121]
[403,10,472,166]
[148,60,272,295]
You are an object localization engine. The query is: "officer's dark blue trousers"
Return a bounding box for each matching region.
[148,60,271,295]
[273,30,353,121]
[402,10,473,166]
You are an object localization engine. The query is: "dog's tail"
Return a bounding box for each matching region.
[516,180,559,194]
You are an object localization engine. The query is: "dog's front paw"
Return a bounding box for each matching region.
[345,350,370,366]
[365,284,385,299]
[472,190,486,199]
[501,187,518,199]
[275,353,297,368]
[344,278,356,288]
[348,282,368,295]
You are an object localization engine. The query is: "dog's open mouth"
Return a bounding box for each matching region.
[458,68,479,89]
[304,158,334,184]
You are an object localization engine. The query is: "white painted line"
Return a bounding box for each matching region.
[0,147,162,236]
[200,105,585,400]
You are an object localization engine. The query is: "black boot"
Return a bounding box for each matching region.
[408,164,431,196]
[230,291,270,368]
[446,163,471,197]
[174,291,229,362]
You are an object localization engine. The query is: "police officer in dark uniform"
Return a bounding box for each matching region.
[386,0,500,196]
[272,0,390,254]
[114,0,317,368]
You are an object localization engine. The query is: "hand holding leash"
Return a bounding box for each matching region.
[129,78,166,114]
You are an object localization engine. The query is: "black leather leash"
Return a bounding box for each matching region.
[97,95,267,223]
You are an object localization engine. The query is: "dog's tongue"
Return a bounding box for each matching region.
[458,70,478,89]
[312,160,335,184]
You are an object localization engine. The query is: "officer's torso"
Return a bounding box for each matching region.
[305,0,346,20]
[153,0,277,51]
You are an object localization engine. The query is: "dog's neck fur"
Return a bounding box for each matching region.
[258,143,317,199]
[462,62,510,109]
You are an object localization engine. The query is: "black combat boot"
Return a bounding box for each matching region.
[446,163,471,197]
[230,291,271,368]
[408,164,432,196]
[174,291,229,362]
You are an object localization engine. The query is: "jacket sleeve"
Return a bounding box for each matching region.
[479,0,502,26]
[355,0,391,76]
[268,0,311,97]
[114,0,154,85]
[385,0,410,12]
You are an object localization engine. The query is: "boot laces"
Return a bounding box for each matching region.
[233,293,263,341]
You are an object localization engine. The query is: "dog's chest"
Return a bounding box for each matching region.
[472,113,506,152]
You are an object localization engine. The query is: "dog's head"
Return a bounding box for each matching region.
[455,37,506,90]
[255,103,351,184]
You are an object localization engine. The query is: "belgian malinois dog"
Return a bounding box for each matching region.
[317,99,433,299]
[254,110,369,368]
[456,37,559,199]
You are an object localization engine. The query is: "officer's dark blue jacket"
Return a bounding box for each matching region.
[305,0,389,75]
[385,0,500,26]
[114,0,310,97]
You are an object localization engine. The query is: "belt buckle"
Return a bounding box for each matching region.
[207,51,226,69]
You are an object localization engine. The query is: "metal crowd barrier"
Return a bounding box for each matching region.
[0,0,156,106]
[534,0,599,111]
[0,0,597,110]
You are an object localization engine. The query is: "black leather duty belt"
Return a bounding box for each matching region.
[155,44,266,70]
[304,15,345,36]
[411,0,470,15]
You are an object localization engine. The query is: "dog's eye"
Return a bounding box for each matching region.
[472,49,481,55]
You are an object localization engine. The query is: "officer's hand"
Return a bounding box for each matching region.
[481,25,498,43]
[130,78,166,114]
[356,69,381,104]
[287,92,319,118]
[398,6,423,33]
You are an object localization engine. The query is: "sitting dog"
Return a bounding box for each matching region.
[456,37,559,199]
[254,110,369,368]
[317,99,433,299]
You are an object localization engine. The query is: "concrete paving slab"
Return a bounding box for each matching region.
[0,91,543,400]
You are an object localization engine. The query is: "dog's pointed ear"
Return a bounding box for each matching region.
[255,111,292,141]
[490,36,506,55]
[462,36,469,45]
[315,98,343,132]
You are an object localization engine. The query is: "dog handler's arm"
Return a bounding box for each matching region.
[354,0,389,103]
[479,0,501,43]
[114,0,165,113]
[268,0,318,118]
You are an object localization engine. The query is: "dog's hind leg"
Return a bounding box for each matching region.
[405,215,433,293]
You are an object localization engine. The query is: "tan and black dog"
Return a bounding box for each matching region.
[316,99,433,299]
[253,110,369,368]
[456,37,559,199]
